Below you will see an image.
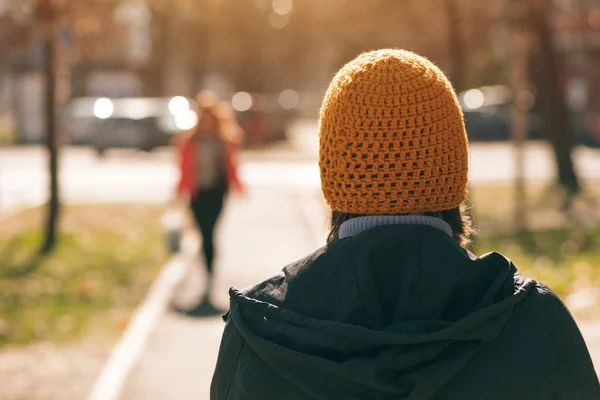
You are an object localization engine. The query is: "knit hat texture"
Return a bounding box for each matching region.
[319,49,469,215]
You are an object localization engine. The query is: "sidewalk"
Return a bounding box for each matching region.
[118,185,327,400]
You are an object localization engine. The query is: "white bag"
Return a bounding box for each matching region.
[161,205,185,254]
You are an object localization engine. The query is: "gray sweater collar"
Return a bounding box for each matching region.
[339,215,453,239]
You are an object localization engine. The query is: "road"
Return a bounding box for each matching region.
[0,145,319,217]
[2,121,600,217]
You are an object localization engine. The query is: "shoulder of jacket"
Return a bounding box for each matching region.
[240,241,350,303]
[517,281,574,323]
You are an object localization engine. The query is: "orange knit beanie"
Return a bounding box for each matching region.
[319,49,469,215]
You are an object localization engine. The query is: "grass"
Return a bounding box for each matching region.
[469,182,600,234]
[0,204,168,348]
[470,181,600,317]
[475,227,600,315]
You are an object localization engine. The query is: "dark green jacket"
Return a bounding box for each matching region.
[211,225,600,399]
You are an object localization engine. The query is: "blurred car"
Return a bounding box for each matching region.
[459,85,542,142]
[63,96,198,154]
[61,97,102,145]
[459,85,596,146]
[230,90,299,145]
[462,106,544,142]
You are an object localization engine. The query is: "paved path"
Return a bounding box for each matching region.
[119,185,327,400]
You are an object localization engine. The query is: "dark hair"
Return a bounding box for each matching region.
[327,205,475,247]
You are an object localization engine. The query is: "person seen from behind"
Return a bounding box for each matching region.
[210,50,599,399]
[175,91,244,309]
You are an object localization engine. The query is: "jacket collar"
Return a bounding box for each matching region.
[339,215,453,239]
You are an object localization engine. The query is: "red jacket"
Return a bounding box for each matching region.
[176,136,243,197]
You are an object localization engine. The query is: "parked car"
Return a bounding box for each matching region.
[462,105,543,142]
[61,97,103,145]
[459,85,596,146]
[63,96,198,154]
[230,91,298,145]
[64,91,298,151]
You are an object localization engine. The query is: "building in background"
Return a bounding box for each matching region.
[1,0,600,144]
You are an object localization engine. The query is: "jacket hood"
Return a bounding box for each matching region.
[227,225,536,400]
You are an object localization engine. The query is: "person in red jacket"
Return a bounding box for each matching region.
[175,92,244,306]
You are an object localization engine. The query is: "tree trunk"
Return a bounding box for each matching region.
[509,0,530,232]
[444,0,465,92]
[40,25,60,255]
[527,0,581,195]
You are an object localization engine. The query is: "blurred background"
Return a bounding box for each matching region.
[1,0,600,399]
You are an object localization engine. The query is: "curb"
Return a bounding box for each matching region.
[88,253,188,400]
